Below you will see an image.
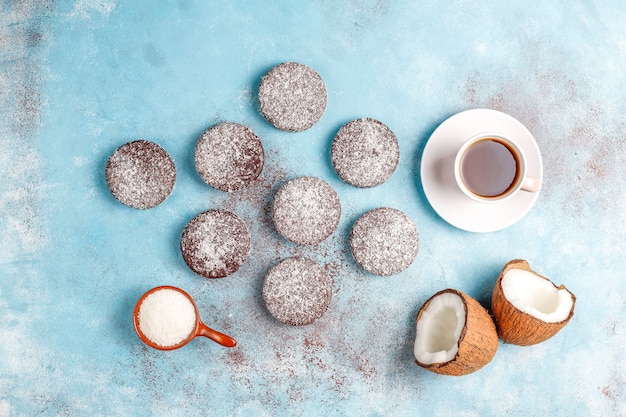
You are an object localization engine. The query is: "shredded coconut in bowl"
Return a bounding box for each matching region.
[137,288,197,347]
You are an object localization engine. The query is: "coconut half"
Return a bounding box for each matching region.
[414,289,498,376]
[491,259,576,346]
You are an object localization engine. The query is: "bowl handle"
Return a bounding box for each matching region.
[196,322,237,348]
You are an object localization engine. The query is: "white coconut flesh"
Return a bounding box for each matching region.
[414,292,466,365]
[502,269,574,323]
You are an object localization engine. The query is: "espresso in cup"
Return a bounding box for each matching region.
[454,133,538,203]
[460,138,520,198]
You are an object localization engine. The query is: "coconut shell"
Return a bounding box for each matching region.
[415,289,498,376]
[491,259,576,346]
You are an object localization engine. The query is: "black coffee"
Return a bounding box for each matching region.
[460,139,518,197]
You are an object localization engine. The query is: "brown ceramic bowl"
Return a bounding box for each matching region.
[133,285,237,350]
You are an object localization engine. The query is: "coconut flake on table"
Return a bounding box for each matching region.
[501,268,574,323]
[138,288,196,347]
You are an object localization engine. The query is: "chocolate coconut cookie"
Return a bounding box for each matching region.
[350,207,419,276]
[262,256,333,326]
[272,176,341,245]
[331,118,399,188]
[180,210,250,278]
[195,122,264,192]
[258,62,327,132]
[105,140,176,209]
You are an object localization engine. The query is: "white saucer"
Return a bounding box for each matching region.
[420,109,543,233]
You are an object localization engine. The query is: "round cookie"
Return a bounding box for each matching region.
[258,62,327,132]
[272,176,341,245]
[105,140,176,209]
[350,207,419,276]
[195,122,264,192]
[262,256,333,326]
[331,118,399,188]
[180,209,250,278]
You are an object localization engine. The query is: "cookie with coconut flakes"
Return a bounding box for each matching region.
[180,209,250,278]
[262,256,333,326]
[272,176,341,245]
[331,118,399,188]
[349,207,419,276]
[195,122,264,192]
[258,62,327,132]
[105,140,176,209]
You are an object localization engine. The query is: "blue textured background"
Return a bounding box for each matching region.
[1,1,625,416]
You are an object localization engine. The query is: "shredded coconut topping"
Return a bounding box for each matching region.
[272,176,341,245]
[331,118,400,188]
[350,207,419,276]
[180,210,250,278]
[262,256,333,326]
[195,122,264,192]
[258,62,327,132]
[105,140,176,209]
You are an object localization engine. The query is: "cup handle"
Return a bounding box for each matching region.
[521,176,539,193]
[196,322,237,348]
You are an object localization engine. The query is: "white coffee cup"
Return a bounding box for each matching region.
[454,133,539,203]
